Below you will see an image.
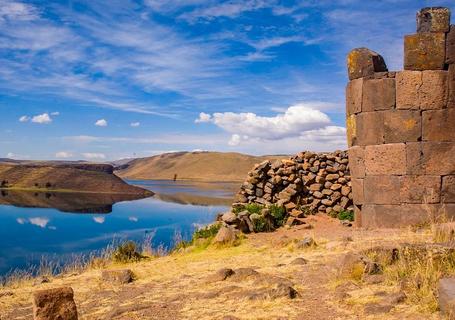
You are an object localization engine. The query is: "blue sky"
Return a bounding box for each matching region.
[1,0,454,160]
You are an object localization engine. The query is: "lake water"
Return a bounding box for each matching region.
[0,180,237,276]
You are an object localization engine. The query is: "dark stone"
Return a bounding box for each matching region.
[347,48,388,80]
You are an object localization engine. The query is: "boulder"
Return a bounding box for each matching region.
[101,269,134,284]
[207,268,235,282]
[33,287,78,320]
[416,7,451,33]
[221,211,239,224]
[347,48,388,80]
[213,225,238,244]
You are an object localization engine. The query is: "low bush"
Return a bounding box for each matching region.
[193,223,221,240]
[112,241,145,263]
[338,210,354,222]
[244,203,263,215]
[270,205,286,227]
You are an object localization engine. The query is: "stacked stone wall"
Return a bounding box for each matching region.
[346,7,455,228]
[233,151,353,223]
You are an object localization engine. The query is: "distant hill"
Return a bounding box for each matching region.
[0,161,152,195]
[115,151,288,182]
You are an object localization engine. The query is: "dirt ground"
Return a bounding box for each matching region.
[0,215,444,320]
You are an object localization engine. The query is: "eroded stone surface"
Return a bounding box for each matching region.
[442,176,455,203]
[33,287,78,320]
[348,146,365,178]
[447,25,455,64]
[346,79,363,116]
[383,109,421,143]
[364,176,401,205]
[362,78,395,112]
[420,70,448,110]
[355,112,384,146]
[416,7,451,33]
[404,33,446,71]
[400,175,441,204]
[396,71,422,109]
[351,179,364,205]
[423,109,455,142]
[364,144,406,175]
[439,278,455,318]
[347,48,388,80]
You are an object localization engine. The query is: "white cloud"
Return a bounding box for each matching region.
[31,113,52,124]
[55,151,72,158]
[194,112,211,123]
[19,115,29,122]
[95,119,107,127]
[51,111,60,116]
[6,152,14,158]
[82,152,106,160]
[16,217,26,224]
[196,103,331,141]
[0,1,39,22]
[128,216,138,222]
[29,217,49,228]
[93,216,105,224]
[228,134,241,146]
[130,122,140,127]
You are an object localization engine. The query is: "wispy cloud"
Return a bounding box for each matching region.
[95,119,108,127]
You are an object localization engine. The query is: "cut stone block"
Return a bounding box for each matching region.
[33,287,78,320]
[396,71,422,109]
[361,204,442,228]
[400,175,441,204]
[423,109,455,142]
[439,278,455,318]
[348,146,365,178]
[364,144,407,175]
[406,142,425,175]
[346,79,363,116]
[404,33,446,71]
[347,48,388,80]
[351,178,364,205]
[383,110,421,143]
[396,70,447,109]
[447,25,455,64]
[362,78,395,112]
[420,70,448,110]
[422,142,455,175]
[364,176,401,205]
[416,7,451,33]
[449,64,455,108]
[346,115,357,147]
[442,176,455,203]
[356,112,384,146]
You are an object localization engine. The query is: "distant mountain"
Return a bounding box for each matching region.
[0,161,152,195]
[115,151,288,182]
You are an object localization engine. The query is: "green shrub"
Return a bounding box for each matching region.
[245,203,263,215]
[112,241,145,263]
[193,223,221,240]
[270,205,286,227]
[338,210,354,222]
[232,206,245,214]
[252,215,267,232]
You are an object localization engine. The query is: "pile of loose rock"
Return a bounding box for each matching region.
[232,150,353,225]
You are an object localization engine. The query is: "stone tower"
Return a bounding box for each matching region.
[346,7,455,228]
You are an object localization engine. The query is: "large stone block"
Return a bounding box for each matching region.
[406,142,425,175]
[348,146,365,178]
[383,110,421,143]
[347,48,388,80]
[396,71,421,109]
[346,115,357,147]
[449,64,455,108]
[351,178,364,205]
[400,175,441,204]
[423,109,455,142]
[346,79,363,116]
[364,144,407,175]
[420,70,448,110]
[356,112,384,146]
[361,204,443,228]
[362,78,395,112]
[404,33,446,71]
[396,70,447,109]
[422,142,455,175]
[416,7,451,33]
[447,25,455,64]
[364,176,401,205]
[442,176,455,203]
[33,287,78,320]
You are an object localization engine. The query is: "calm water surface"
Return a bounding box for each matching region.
[0,180,237,275]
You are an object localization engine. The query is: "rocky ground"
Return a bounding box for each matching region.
[0,215,449,320]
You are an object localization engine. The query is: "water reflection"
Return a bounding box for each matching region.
[0,190,151,214]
